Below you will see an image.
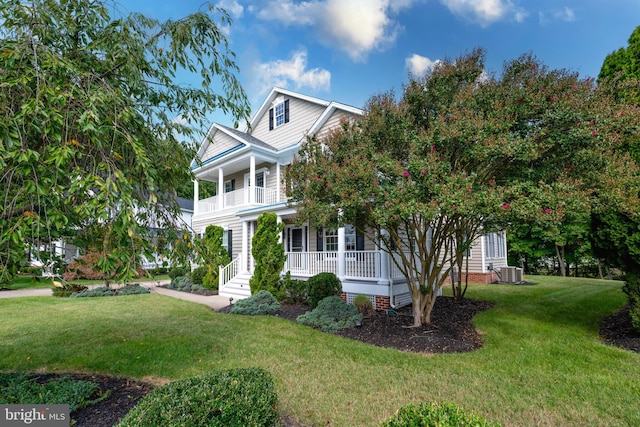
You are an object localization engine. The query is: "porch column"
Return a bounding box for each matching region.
[337,225,346,281]
[193,179,199,216]
[218,168,224,210]
[277,216,283,244]
[249,155,256,204]
[276,162,281,203]
[241,221,248,273]
[249,220,255,272]
[378,230,390,285]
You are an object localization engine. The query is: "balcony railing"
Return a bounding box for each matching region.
[196,187,284,214]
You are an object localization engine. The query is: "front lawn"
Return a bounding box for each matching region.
[0,276,637,426]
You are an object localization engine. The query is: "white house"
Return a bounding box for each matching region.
[191,87,510,309]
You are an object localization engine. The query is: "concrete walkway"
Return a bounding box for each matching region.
[0,280,231,311]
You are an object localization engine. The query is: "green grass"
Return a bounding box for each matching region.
[1,275,638,426]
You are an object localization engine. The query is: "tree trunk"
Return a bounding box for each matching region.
[556,245,566,277]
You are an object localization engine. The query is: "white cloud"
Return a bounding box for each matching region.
[440,0,528,27]
[256,0,415,62]
[253,50,331,96]
[216,0,244,19]
[539,7,576,25]
[406,54,440,77]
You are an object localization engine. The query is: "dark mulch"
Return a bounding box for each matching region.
[28,297,639,427]
[599,304,640,353]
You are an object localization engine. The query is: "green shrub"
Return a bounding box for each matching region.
[280,271,307,304]
[190,266,207,285]
[69,284,149,298]
[306,272,342,308]
[169,275,193,291]
[116,284,150,296]
[297,296,362,333]
[623,275,640,332]
[353,294,374,315]
[197,225,230,290]
[52,282,88,298]
[230,290,281,315]
[0,373,106,413]
[70,286,115,298]
[381,401,501,427]
[117,368,279,427]
[168,266,187,280]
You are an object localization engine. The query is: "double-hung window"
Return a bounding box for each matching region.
[269,98,290,130]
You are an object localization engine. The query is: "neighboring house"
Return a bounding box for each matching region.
[191,87,510,309]
[32,196,195,274]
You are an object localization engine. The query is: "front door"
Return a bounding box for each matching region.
[286,226,306,271]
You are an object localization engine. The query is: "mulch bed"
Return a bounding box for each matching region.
[25,296,640,427]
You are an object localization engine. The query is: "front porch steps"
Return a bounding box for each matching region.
[219,272,252,300]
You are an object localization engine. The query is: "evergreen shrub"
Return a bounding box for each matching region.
[623,275,640,332]
[190,266,207,285]
[306,272,342,308]
[296,296,362,333]
[230,290,281,315]
[117,368,279,427]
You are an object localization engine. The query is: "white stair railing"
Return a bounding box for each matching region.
[219,255,241,291]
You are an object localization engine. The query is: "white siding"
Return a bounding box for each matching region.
[202,131,242,162]
[251,97,326,150]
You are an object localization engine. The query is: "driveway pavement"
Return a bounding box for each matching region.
[0,280,231,311]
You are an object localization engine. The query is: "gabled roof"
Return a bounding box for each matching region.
[244,87,333,132]
[192,123,278,169]
[194,87,364,170]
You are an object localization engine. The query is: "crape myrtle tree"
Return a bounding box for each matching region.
[0,0,250,283]
[286,48,640,327]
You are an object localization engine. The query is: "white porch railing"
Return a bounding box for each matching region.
[197,187,281,214]
[285,251,338,276]
[284,250,384,280]
[219,255,241,290]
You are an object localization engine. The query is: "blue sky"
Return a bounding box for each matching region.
[118,0,640,125]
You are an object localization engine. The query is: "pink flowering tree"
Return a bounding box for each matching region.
[287,48,639,327]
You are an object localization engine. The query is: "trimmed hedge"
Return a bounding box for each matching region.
[230,290,281,315]
[117,368,279,427]
[381,401,500,427]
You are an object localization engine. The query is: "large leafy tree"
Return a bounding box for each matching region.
[287,48,639,327]
[0,0,250,282]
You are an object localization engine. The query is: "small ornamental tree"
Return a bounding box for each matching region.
[198,225,230,290]
[287,48,640,327]
[250,212,286,298]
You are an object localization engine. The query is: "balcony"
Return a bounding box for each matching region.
[196,186,285,215]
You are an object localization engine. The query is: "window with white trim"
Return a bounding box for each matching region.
[269,98,290,130]
[345,224,356,251]
[484,232,505,259]
[324,229,338,252]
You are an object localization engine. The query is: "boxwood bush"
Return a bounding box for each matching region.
[117,368,279,427]
[306,272,342,308]
[381,401,500,427]
[230,290,280,315]
[296,296,362,333]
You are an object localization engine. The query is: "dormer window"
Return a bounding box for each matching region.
[269,98,289,130]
